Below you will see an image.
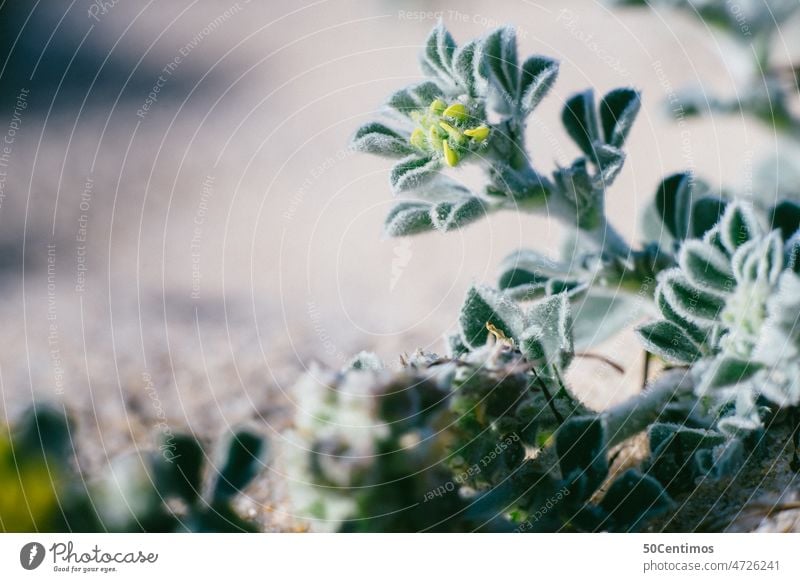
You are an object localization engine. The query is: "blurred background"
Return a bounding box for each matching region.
[0,0,798,526]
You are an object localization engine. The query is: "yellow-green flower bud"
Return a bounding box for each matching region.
[429,99,447,115]
[443,140,459,167]
[442,102,468,122]
[464,125,490,143]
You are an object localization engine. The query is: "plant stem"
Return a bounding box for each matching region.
[602,369,694,448]
[576,352,625,374]
[531,368,564,425]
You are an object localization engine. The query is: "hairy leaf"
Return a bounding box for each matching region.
[700,356,763,390]
[678,239,735,293]
[497,249,569,299]
[431,197,486,232]
[691,196,728,238]
[562,90,600,158]
[655,172,693,241]
[519,56,559,114]
[386,82,444,119]
[659,269,725,324]
[731,231,783,285]
[452,39,483,97]
[599,88,641,148]
[459,284,524,348]
[654,285,711,347]
[647,423,727,494]
[636,320,703,364]
[520,294,574,368]
[594,144,626,185]
[350,122,415,158]
[384,201,435,236]
[420,23,457,85]
[785,231,800,273]
[390,155,440,193]
[482,27,519,109]
[720,202,762,254]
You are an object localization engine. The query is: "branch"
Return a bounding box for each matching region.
[602,368,695,448]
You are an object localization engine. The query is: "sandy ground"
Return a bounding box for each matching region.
[0,0,795,530]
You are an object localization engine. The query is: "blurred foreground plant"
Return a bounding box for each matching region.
[0,406,267,532]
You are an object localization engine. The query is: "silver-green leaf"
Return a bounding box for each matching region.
[384,201,435,237]
[459,284,525,348]
[350,122,415,158]
[636,320,702,364]
[390,155,440,193]
[519,56,559,114]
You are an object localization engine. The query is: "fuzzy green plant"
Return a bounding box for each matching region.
[286,21,800,532]
[352,23,673,350]
[286,345,682,532]
[638,198,800,436]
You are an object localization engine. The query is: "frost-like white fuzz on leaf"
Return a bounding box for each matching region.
[458,284,525,348]
[658,268,726,324]
[678,239,734,293]
[636,320,702,364]
[719,201,763,255]
[384,201,434,236]
[520,293,574,368]
[389,155,440,193]
[519,56,560,115]
[350,122,416,158]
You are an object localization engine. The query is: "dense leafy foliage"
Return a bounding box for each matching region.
[286,21,800,532]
